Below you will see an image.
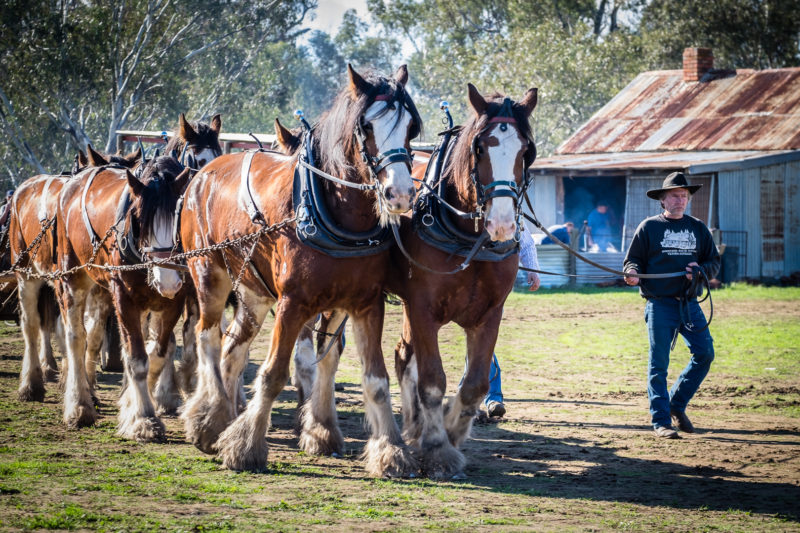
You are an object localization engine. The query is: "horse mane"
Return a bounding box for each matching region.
[131,155,184,243]
[445,93,534,202]
[313,70,422,183]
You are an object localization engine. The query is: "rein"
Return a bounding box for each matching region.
[521,192,686,281]
[296,159,377,191]
[390,222,489,276]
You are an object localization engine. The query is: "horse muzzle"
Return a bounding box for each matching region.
[146,250,183,299]
[382,183,415,214]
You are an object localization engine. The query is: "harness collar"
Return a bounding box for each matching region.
[292,130,392,257]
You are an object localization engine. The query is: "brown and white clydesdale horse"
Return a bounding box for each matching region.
[9,147,141,403]
[180,65,421,476]
[388,85,538,478]
[54,155,190,437]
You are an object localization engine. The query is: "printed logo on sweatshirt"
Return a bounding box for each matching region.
[660,229,696,254]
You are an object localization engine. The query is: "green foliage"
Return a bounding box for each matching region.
[639,0,800,69]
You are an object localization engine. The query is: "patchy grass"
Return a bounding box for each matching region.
[0,285,798,531]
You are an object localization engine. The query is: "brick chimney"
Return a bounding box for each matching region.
[683,47,714,82]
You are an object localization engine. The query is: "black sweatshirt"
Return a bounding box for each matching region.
[623,214,720,299]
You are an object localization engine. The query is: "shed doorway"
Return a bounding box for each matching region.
[562,176,626,252]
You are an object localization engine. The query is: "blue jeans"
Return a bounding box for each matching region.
[461,353,503,407]
[645,298,714,428]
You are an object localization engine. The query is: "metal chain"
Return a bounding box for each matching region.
[2,215,296,282]
[5,215,56,276]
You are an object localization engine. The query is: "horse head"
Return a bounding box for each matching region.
[454,84,537,242]
[124,156,190,299]
[316,64,422,224]
[86,144,143,170]
[173,113,223,170]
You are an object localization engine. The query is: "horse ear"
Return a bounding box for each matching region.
[172,167,192,196]
[124,146,142,168]
[347,63,371,100]
[393,64,409,87]
[77,149,88,167]
[179,113,197,141]
[274,118,299,154]
[87,144,109,166]
[210,114,222,134]
[467,83,488,116]
[125,169,146,196]
[519,87,538,117]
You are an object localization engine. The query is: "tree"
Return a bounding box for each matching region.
[639,0,800,69]
[0,0,315,185]
[367,0,647,153]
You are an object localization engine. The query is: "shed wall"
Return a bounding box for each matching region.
[760,164,786,277]
[718,168,762,277]
[786,160,800,274]
[526,174,558,228]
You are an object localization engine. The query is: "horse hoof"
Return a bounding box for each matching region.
[155,394,181,417]
[191,428,221,455]
[362,437,419,478]
[18,384,45,403]
[215,420,269,473]
[130,417,167,444]
[182,397,234,454]
[418,440,466,480]
[65,406,97,429]
[451,471,467,481]
[298,425,344,456]
[42,367,59,383]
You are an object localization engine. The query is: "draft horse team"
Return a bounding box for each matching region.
[4,64,538,480]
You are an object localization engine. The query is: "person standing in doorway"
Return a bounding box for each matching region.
[623,172,720,439]
[586,201,616,252]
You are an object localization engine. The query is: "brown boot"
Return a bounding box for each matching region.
[670,410,695,433]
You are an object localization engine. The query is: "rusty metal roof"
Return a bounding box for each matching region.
[557,68,800,154]
[531,149,800,175]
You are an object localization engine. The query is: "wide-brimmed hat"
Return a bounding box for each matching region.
[646,172,701,199]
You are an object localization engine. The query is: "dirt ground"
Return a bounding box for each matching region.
[1,292,799,531]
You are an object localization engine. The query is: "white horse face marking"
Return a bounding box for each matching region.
[191,147,218,169]
[364,100,415,215]
[148,215,182,299]
[482,124,524,242]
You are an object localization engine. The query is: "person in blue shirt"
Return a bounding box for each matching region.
[541,221,574,245]
[587,202,616,252]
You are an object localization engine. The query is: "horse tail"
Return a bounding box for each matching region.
[38,284,58,333]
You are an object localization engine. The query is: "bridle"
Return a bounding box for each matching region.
[176,141,221,173]
[390,99,533,275]
[415,99,535,237]
[352,92,418,201]
[296,90,419,202]
[467,97,536,239]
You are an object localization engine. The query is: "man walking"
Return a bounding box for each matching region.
[623,172,720,439]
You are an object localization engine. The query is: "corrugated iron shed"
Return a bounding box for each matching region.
[556,68,800,155]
